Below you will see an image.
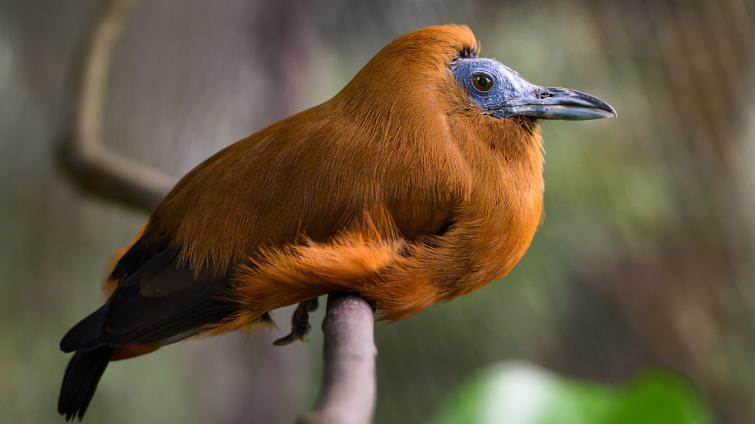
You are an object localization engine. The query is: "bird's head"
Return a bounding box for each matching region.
[450,56,616,121]
[336,25,615,131]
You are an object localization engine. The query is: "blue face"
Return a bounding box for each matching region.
[451,58,537,118]
[450,57,616,121]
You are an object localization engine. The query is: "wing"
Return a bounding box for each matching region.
[145,104,473,274]
[60,241,237,351]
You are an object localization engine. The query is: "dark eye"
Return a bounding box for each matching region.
[471,72,494,92]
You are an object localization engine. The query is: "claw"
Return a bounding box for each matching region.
[273,298,319,346]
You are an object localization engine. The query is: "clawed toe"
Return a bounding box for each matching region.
[273,298,319,346]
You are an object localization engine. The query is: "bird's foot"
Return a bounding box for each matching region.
[273,298,319,346]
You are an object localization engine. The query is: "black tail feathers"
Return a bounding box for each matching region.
[58,347,113,421]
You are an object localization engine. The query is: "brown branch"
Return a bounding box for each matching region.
[300,294,377,424]
[63,0,174,211]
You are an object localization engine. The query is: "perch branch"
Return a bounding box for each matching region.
[300,294,377,424]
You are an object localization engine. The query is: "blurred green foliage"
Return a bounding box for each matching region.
[434,362,710,424]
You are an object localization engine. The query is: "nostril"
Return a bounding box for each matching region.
[537,91,553,99]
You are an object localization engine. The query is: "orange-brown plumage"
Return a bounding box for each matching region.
[145,25,542,323]
[59,24,614,420]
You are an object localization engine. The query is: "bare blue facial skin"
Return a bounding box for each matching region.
[450,58,616,120]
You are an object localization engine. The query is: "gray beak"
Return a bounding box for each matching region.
[503,87,617,120]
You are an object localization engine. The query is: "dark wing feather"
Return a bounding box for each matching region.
[61,242,238,351]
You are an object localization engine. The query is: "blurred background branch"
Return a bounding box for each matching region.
[62,0,173,211]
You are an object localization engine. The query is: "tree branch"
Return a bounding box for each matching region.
[300,294,377,424]
[62,0,174,211]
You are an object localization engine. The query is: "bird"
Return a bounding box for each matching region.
[57,24,615,420]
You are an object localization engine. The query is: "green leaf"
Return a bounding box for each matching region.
[433,361,710,424]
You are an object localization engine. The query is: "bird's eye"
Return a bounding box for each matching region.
[471,72,494,92]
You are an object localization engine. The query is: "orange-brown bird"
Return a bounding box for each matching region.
[58,25,615,420]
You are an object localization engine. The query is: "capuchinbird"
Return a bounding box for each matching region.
[58,25,615,420]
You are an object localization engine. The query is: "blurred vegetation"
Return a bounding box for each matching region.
[434,362,710,424]
[1,0,753,423]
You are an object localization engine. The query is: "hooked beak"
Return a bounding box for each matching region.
[499,87,617,121]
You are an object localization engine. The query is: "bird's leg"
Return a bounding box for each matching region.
[273,298,319,346]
